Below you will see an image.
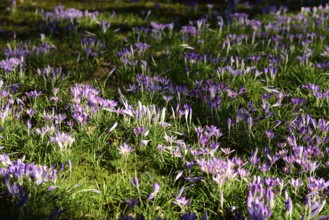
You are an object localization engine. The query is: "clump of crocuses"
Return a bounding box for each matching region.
[0,153,58,207]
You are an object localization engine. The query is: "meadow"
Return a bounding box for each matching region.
[1,0,329,219]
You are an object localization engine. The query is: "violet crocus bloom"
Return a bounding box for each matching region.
[247,190,273,220]
[49,132,75,150]
[185,176,203,183]
[26,108,37,118]
[100,20,111,33]
[249,148,260,165]
[48,185,57,191]
[125,198,139,209]
[118,143,134,156]
[4,180,28,207]
[0,89,9,98]
[173,186,190,207]
[33,165,53,185]
[133,126,147,136]
[139,140,149,147]
[1,155,58,208]
[130,176,139,188]
[285,191,292,216]
[47,208,66,220]
[120,214,144,220]
[291,98,305,105]
[0,153,12,166]
[148,182,160,200]
[265,130,275,140]
[174,196,190,207]
[44,5,99,21]
[0,58,23,72]
[181,211,197,220]
[134,42,149,52]
[174,171,184,183]
[26,119,32,130]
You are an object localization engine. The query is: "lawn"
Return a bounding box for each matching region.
[1,0,329,219]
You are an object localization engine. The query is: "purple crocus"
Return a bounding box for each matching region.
[181,211,197,220]
[285,191,293,217]
[148,182,160,200]
[1,155,58,208]
[173,186,190,207]
[48,185,57,191]
[32,165,55,185]
[0,57,23,72]
[247,190,273,220]
[26,108,37,118]
[47,207,66,220]
[49,132,75,151]
[0,153,12,166]
[118,143,134,156]
[174,196,190,207]
[265,130,275,140]
[249,148,260,166]
[134,42,149,52]
[125,198,139,209]
[130,176,139,188]
[43,5,99,21]
[26,90,42,99]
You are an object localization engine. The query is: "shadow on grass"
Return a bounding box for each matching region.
[1,0,327,42]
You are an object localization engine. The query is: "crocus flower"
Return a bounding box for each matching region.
[120,214,144,220]
[184,176,203,183]
[47,207,66,220]
[148,182,160,200]
[0,153,12,166]
[173,186,190,207]
[174,196,190,207]
[285,191,292,217]
[118,143,134,156]
[265,130,274,140]
[33,165,52,185]
[139,140,149,147]
[0,58,23,72]
[174,171,184,183]
[49,132,75,151]
[43,5,99,21]
[125,198,139,209]
[130,176,139,188]
[26,108,37,118]
[48,186,57,191]
[25,90,42,98]
[181,211,197,220]
[249,148,260,165]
